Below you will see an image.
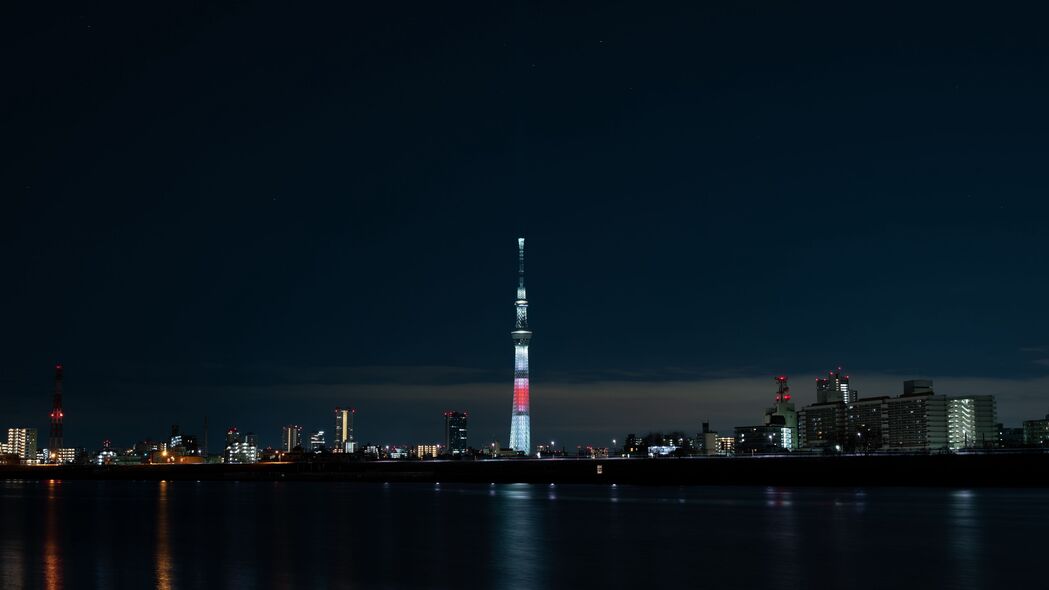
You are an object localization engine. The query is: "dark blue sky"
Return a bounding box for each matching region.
[3,1,1049,449]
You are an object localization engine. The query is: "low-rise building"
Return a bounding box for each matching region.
[1023,413,1049,447]
[734,425,793,455]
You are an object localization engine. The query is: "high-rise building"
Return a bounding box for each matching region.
[816,368,853,404]
[308,430,326,452]
[223,428,258,464]
[947,397,995,450]
[884,391,948,451]
[509,237,532,455]
[798,402,846,450]
[6,428,38,462]
[281,425,303,452]
[847,396,890,452]
[954,395,997,449]
[800,378,997,453]
[49,364,64,461]
[225,427,240,448]
[334,408,356,453]
[444,411,468,455]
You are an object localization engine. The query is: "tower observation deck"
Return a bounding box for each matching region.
[509,238,532,454]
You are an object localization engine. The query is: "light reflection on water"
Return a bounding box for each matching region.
[44,480,61,590]
[0,481,1045,589]
[950,489,984,589]
[156,481,173,590]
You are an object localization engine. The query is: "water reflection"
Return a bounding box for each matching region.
[2,482,26,590]
[156,481,174,590]
[950,489,984,589]
[93,482,114,589]
[44,480,62,590]
[497,485,543,590]
[762,488,799,583]
[0,482,1043,588]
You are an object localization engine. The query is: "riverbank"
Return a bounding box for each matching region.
[3,453,1048,486]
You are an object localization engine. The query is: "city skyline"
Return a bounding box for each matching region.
[3,3,1049,449]
[7,359,1048,453]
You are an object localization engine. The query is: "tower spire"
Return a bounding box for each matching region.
[49,364,64,460]
[517,237,527,302]
[509,237,532,454]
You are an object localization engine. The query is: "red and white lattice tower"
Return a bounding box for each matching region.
[49,364,64,458]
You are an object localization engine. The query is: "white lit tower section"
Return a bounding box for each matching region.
[509,237,532,454]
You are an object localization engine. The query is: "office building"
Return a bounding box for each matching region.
[281,425,302,452]
[334,407,356,453]
[443,411,468,455]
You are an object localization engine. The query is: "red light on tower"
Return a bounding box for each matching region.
[49,364,64,460]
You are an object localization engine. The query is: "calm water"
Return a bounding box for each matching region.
[0,480,1044,589]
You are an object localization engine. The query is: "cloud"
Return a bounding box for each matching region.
[1019,346,1049,368]
[32,361,1049,449]
[126,369,1049,448]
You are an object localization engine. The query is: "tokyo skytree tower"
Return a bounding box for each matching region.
[509,237,532,454]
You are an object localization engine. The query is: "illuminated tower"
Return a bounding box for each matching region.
[49,364,64,458]
[509,238,532,454]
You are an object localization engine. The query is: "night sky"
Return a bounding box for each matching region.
[4,2,1049,450]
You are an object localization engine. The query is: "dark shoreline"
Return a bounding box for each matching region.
[3,453,1049,487]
